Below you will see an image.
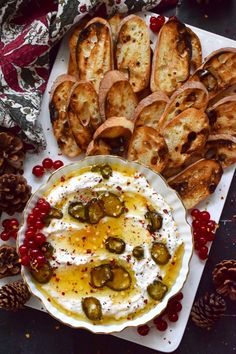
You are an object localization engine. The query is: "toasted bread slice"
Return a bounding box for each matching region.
[190,48,236,99]
[207,94,236,136]
[116,15,151,93]
[93,117,134,157]
[132,92,169,129]
[86,139,111,156]
[151,19,191,96]
[76,17,113,93]
[203,134,236,168]
[187,27,202,71]
[68,22,86,77]
[99,70,138,121]
[168,159,223,209]
[208,83,236,107]
[127,126,169,173]
[49,75,81,157]
[67,81,102,151]
[108,13,124,42]
[159,81,208,129]
[163,108,209,168]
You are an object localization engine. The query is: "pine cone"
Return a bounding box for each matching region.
[191,292,226,330]
[0,174,31,215]
[212,260,236,301]
[0,131,25,175]
[0,280,31,310]
[0,245,21,279]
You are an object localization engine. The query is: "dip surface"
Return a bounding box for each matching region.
[34,163,184,325]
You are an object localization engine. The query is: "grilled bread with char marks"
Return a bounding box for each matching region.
[203,134,236,168]
[68,21,87,77]
[99,70,138,121]
[151,19,192,96]
[132,91,169,129]
[93,117,134,157]
[207,94,236,136]
[49,74,81,157]
[187,27,202,71]
[67,81,102,151]
[127,126,169,173]
[86,139,111,156]
[116,15,151,93]
[76,17,113,93]
[163,107,209,169]
[190,47,236,100]
[159,81,208,129]
[168,159,223,209]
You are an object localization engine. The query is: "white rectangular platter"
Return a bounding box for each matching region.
[0,11,235,353]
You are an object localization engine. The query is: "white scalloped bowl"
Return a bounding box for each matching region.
[19,155,193,333]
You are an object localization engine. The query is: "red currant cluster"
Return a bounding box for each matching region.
[137,292,183,336]
[0,218,19,241]
[19,198,52,268]
[191,209,217,260]
[32,158,64,178]
[149,15,165,33]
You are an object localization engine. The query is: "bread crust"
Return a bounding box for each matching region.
[49,75,81,157]
[207,94,236,136]
[187,27,202,71]
[98,70,137,121]
[168,159,223,209]
[159,81,208,129]
[132,91,169,129]
[86,139,111,156]
[163,107,209,168]
[190,47,236,99]
[116,15,151,92]
[151,19,192,95]
[68,21,87,77]
[76,17,113,93]
[127,126,169,173]
[67,81,102,151]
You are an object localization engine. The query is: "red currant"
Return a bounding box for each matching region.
[32,206,41,217]
[36,254,46,267]
[192,219,201,230]
[39,211,48,220]
[0,231,10,241]
[19,245,28,256]
[206,232,215,242]
[2,219,10,228]
[137,324,150,336]
[25,229,35,240]
[9,230,18,239]
[194,241,200,251]
[35,219,45,230]
[79,4,87,12]
[35,233,46,245]
[155,318,168,331]
[37,200,51,213]
[21,255,30,266]
[174,292,183,301]
[150,16,157,24]
[8,218,19,229]
[25,239,37,249]
[173,301,182,312]
[200,211,210,222]
[42,158,53,169]
[198,225,208,237]
[191,208,201,219]
[32,165,44,177]
[53,160,64,170]
[207,220,216,231]
[193,230,199,240]
[198,236,207,247]
[27,214,37,226]
[199,246,208,260]
[29,248,40,259]
[168,312,178,322]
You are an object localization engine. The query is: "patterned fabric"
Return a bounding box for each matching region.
[0,0,163,150]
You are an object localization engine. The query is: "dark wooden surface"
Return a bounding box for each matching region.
[1,1,236,353]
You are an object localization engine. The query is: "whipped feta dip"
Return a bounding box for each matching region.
[35,164,183,324]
